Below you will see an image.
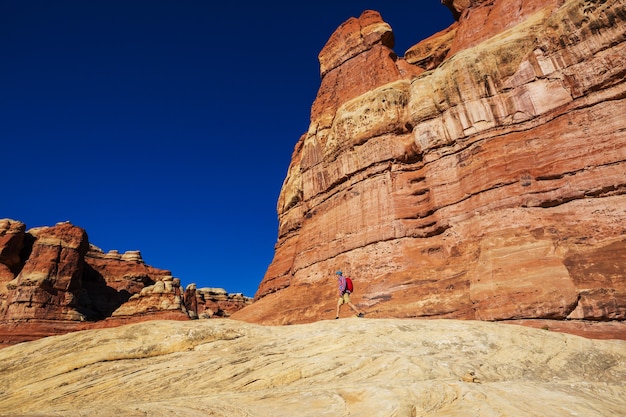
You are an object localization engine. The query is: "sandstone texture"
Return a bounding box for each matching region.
[0,219,252,347]
[233,0,626,338]
[0,318,624,416]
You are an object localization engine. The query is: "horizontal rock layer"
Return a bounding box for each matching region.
[233,0,626,336]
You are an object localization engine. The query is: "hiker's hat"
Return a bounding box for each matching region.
[336,271,342,275]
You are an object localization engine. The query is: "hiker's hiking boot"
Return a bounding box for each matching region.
[357,313,364,318]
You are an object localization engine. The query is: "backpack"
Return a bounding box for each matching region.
[345,277,354,293]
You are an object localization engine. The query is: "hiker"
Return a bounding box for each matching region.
[335,270,364,319]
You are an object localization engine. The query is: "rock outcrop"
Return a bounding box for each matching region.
[0,219,252,347]
[232,0,626,338]
[2,221,91,322]
[0,219,26,293]
[1,318,625,416]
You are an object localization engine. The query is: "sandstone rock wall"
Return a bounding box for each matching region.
[0,219,252,347]
[233,0,626,335]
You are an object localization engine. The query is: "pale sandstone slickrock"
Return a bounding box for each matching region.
[0,319,625,417]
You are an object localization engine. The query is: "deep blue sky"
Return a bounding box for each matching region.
[1,1,454,297]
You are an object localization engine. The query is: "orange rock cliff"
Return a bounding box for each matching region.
[231,0,626,339]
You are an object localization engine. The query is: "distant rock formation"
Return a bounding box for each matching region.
[232,0,626,339]
[0,219,252,347]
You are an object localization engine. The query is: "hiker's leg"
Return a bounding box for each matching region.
[348,302,360,314]
[336,296,343,318]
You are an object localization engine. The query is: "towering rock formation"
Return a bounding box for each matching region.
[0,220,252,347]
[232,0,626,338]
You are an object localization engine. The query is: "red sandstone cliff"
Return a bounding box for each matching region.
[232,0,626,339]
[0,219,252,347]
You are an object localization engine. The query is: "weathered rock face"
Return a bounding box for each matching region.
[0,219,26,293]
[0,219,252,347]
[308,10,423,163]
[2,221,90,322]
[233,0,626,337]
[176,284,251,319]
[83,245,181,320]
